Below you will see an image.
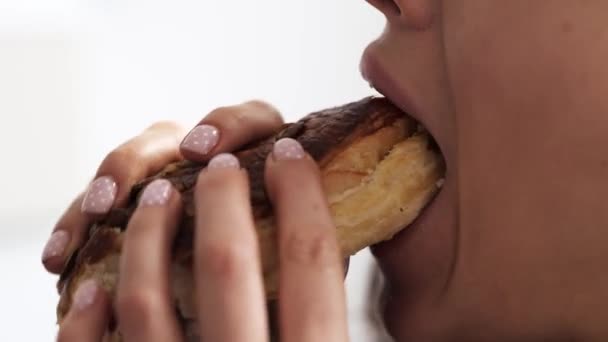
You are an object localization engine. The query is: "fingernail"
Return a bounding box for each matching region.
[208,153,240,170]
[81,176,117,214]
[273,138,306,161]
[181,124,220,155]
[139,179,172,207]
[42,230,70,261]
[72,279,99,311]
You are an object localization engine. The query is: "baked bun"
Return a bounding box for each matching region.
[56,97,445,341]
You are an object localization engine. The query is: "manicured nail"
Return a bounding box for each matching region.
[81,176,117,214]
[42,230,70,262]
[139,179,172,207]
[181,124,220,155]
[273,138,306,161]
[72,279,99,311]
[208,153,240,170]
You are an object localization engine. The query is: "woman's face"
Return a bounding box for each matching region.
[362,1,608,340]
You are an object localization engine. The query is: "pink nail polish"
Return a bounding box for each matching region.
[181,124,220,155]
[139,179,172,207]
[72,279,99,311]
[273,138,306,160]
[208,153,240,170]
[42,230,70,261]
[81,176,117,214]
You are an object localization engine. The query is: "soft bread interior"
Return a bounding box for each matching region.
[170,118,444,326]
[332,132,443,254]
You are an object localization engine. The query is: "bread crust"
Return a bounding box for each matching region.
[56,97,445,340]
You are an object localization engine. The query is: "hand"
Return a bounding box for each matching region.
[42,100,283,274]
[55,136,349,341]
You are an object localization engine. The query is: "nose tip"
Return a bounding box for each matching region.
[366,0,400,17]
[367,0,401,16]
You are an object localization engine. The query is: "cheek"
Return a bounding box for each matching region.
[442,1,556,114]
[440,1,608,335]
[442,1,606,131]
[442,0,608,233]
[441,0,608,218]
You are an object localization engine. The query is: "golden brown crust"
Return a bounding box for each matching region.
[56,96,445,339]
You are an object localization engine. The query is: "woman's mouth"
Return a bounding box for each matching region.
[360,40,458,303]
[360,44,428,136]
[359,39,450,168]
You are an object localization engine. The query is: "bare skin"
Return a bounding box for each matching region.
[46,1,608,341]
[363,1,608,340]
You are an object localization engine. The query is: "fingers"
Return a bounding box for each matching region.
[42,193,86,273]
[88,121,188,212]
[193,153,268,342]
[265,138,349,342]
[42,122,187,274]
[56,279,111,342]
[180,100,283,161]
[44,101,282,274]
[116,179,184,342]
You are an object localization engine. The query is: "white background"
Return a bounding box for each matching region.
[0,0,391,340]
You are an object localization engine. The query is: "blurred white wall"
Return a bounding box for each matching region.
[0,1,390,340]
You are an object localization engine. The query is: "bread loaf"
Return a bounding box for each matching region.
[56,96,445,341]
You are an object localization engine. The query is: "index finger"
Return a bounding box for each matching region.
[180,100,283,161]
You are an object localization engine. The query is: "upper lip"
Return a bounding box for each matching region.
[359,43,426,130]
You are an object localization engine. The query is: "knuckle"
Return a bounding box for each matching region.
[246,99,280,115]
[145,120,183,133]
[282,230,339,267]
[197,240,254,282]
[207,100,283,133]
[101,146,139,172]
[214,106,247,132]
[245,99,272,108]
[116,288,164,326]
[249,100,283,122]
